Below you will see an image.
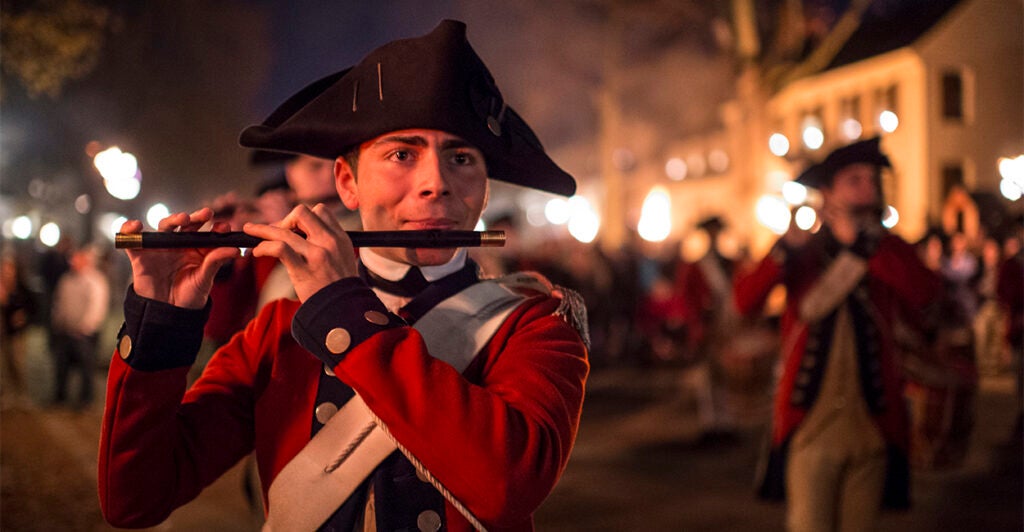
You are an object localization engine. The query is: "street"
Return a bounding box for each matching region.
[1,324,1021,531]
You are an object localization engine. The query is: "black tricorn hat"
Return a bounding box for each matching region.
[239,20,576,196]
[795,136,891,189]
[249,149,296,167]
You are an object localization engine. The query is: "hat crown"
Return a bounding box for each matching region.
[240,19,575,196]
[795,136,891,189]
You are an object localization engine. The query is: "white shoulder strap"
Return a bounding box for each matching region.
[798,251,869,322]
[264,280,528,532]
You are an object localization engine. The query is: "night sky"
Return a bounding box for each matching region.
[0,0,871,241]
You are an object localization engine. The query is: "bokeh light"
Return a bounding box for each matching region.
[879,110,899,133]
[146,203,171,229]
[39,222,61,247]
[768,133,790,157]
[781,181,808,205]
[544,198,570,225]
[638,186,672,242]
[11,215,32,239]
[794,205,817,230]
[755,195,792,235]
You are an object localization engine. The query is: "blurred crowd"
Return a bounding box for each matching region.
[1,161,1022,462]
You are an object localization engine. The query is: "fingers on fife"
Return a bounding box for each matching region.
[121,207,239,309]
[245,203,359,302]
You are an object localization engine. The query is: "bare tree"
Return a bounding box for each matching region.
[1,0,115,99]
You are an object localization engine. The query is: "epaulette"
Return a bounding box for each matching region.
[493,271,591,350]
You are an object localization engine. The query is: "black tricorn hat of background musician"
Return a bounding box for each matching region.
[239,19,576,197]
[795,136,892,189]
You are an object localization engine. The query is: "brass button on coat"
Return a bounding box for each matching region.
[417,509,442,532]
[324,364,336,377]
[364,310,389,325]
[325,328,351,354]
[315,402,338,424]
[119,336,132,359]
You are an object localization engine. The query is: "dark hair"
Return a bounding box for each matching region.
[342,147,359,178]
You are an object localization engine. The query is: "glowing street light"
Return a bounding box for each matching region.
[146,203,171,229]
[544,198,570,225]
[1000,179,1022,201]
[567,196,600,244]
[11,215,33,239]
[794,206,817,230]
[755,195,792,235]
[781,181,808,205]
[999,155,1024,201]
[768,133,790,157]
[39,222,61,247]
[878,110,899,133]
[97,212,129,242]
[637,186,672,242]
[94,146,142,200]
[802,125,824,150]
[882,205,900,228]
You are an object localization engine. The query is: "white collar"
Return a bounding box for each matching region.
[359,248,468,282]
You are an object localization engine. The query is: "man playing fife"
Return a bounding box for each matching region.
[734,137,941,532]
[99,20,589,532]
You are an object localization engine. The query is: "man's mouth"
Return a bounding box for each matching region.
[404,218,459,230]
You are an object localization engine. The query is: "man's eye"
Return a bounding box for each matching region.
[452,152,475,165]
[390,150,411,162]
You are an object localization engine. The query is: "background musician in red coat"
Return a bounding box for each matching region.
[99,20,588,531]
[997,214,1024,440]
[734,137,941,532]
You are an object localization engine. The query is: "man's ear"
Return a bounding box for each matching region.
[335,158,359,210]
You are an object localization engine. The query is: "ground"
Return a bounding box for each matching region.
[1,325,1020,531]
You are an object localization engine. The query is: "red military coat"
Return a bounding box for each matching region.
[733,228,940,508]
[99,273,589,531]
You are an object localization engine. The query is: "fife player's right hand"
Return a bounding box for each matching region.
[120,207,240,309]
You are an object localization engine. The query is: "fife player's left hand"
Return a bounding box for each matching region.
[244,203,359,302]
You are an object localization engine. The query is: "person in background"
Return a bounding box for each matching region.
[942,231,980,323]
[1,253,36,407]
[997,215,1024,440]
[974,236,1007,376]
[734,137,941,532]
[249,150,362,309]
[51,244,109,409]
[676,215,739,443]
[99,20,588,531]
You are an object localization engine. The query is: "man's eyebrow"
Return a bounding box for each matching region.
[370,135,478,152]
[440,139,478,151]
[372,135,428,148]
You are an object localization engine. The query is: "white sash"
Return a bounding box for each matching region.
[264,280,527,532]
[798,251,869,323]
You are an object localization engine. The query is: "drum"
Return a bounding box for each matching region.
[902,326,978,470]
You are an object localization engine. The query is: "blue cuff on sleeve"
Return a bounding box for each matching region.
[291,277,405,368]
[118,285,211,371]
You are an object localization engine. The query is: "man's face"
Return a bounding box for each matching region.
[285,155,335,204]
[823,162,880,213]
[335,129,489,266]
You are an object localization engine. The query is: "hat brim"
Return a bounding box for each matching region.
[238,20,576,197]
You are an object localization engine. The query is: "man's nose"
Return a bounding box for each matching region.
[416,151,451,198]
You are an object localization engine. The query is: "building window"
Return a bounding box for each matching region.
[942,163,964,198]
[942,71,964,120]
[838,96,863,141]
[874,84,900,133]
